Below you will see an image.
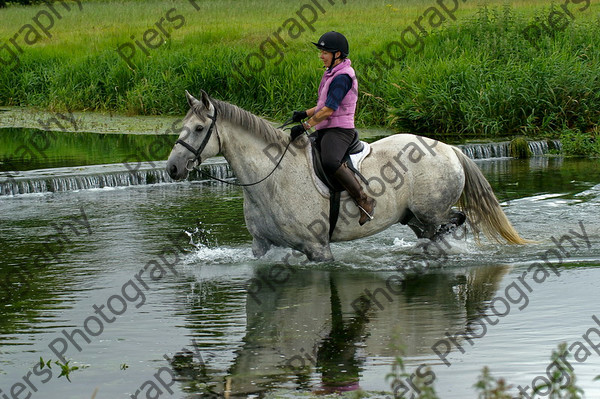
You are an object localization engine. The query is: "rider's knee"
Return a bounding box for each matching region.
[323,159,341,175]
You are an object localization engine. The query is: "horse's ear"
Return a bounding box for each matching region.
[185,90,200,108]
[200,90,211,109]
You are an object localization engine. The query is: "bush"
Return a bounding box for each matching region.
[559,129,600,157]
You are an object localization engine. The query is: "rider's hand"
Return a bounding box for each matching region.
[292,110,308,123]
[290,124,306,141]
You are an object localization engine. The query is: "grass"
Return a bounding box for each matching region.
[1,0,600,141]
[559,128,600,156]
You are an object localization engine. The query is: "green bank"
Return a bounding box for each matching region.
[0,0,599,143]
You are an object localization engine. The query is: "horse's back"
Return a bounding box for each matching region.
[366,134,464,222]
[364,133,463,182]
[331,134,464,241]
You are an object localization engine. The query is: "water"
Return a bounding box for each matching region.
[0,159,233,196]
[0,127,561,196]
[0,127,176,172]
[1,128,599,398]
[456,139,561,159]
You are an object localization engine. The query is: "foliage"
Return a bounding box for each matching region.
[385,352,438,399]
[474,367,512,399]
[0,1,599,140]
[530,343,584,399]
[387,343,588,398]
[388,5,600,139]
[39,357,82,382]
[559,129,600,157]
[509,137,532,159]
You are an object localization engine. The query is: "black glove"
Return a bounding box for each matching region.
[290,124,306,141]
[292,110,308,122]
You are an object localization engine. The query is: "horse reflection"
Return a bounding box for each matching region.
[171,265,510,396]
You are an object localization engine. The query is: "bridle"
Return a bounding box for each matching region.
[173,100,296,187]
[175,105,219,171]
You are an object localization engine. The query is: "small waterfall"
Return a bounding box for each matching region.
[457,142,510,159]
[528,139,562,156]
[0,158,233,196]
[457,139,561,160]
[1,139,564,196]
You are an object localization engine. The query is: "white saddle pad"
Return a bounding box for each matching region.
[349,141,372,170]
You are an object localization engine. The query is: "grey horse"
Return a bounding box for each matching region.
[167,91,526,261]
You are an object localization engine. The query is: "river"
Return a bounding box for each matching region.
[0,127,599,398]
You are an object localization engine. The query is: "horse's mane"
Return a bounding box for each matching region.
[199,97,286,143]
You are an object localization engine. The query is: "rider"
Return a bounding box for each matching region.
[290,31,375,225]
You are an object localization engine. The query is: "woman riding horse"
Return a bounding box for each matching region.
[290,31,375,226]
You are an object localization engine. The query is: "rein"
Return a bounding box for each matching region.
[174,106,297,187]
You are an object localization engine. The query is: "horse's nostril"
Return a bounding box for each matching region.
[168,163,177,177]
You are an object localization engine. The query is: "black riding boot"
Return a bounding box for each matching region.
[333,163,375,225]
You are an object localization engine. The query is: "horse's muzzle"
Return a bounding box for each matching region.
[166,160,190,181]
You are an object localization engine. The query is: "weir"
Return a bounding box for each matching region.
[457,139,561,160]
[0,158,232,196]
[0,140,561,196]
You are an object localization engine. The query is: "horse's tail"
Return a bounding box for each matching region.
[452,147,527,245]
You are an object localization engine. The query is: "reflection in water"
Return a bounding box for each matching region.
[0,128,176,172]
[477,157,599,202]
[174,265,509,396]
[315,275,368,393]
[1,155,599,398]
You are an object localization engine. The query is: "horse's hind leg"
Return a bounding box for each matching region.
[432,209,466,241]
[400,209,438,240]
[401,207,465,241]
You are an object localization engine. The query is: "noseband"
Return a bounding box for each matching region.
[175,105,218,169]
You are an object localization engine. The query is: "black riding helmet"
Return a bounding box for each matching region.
[312,31,349,69]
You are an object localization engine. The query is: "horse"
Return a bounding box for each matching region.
[166,91,526,262]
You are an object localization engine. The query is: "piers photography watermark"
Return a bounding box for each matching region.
[231,0,349,80]
[0,231,190,399]
[0,206,91,302]
[0,0,83,70]
[0,111,77,195]
[521,0,590,49]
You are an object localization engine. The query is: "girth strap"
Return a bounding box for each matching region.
[329,191,341,239]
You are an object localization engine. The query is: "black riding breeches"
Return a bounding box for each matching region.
[315,127,358,175]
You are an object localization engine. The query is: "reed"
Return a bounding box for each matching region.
[0,0,599,139]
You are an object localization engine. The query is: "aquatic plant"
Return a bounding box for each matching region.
[473,367,512,399]
[387,342,588,398]
[509,137,532,159]
[39,357,81,383]
[530,343,584,399]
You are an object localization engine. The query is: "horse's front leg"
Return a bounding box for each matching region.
[301,242,334,262]
[252,236,272,258]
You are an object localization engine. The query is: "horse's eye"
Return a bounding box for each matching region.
[195,125,204,132]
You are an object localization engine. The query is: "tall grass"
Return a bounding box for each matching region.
[386,5,600,139]
[0,0,599,139]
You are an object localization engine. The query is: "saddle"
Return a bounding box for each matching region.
[309,132,372,238]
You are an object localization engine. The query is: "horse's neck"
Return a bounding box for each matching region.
[218,120,304,184]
